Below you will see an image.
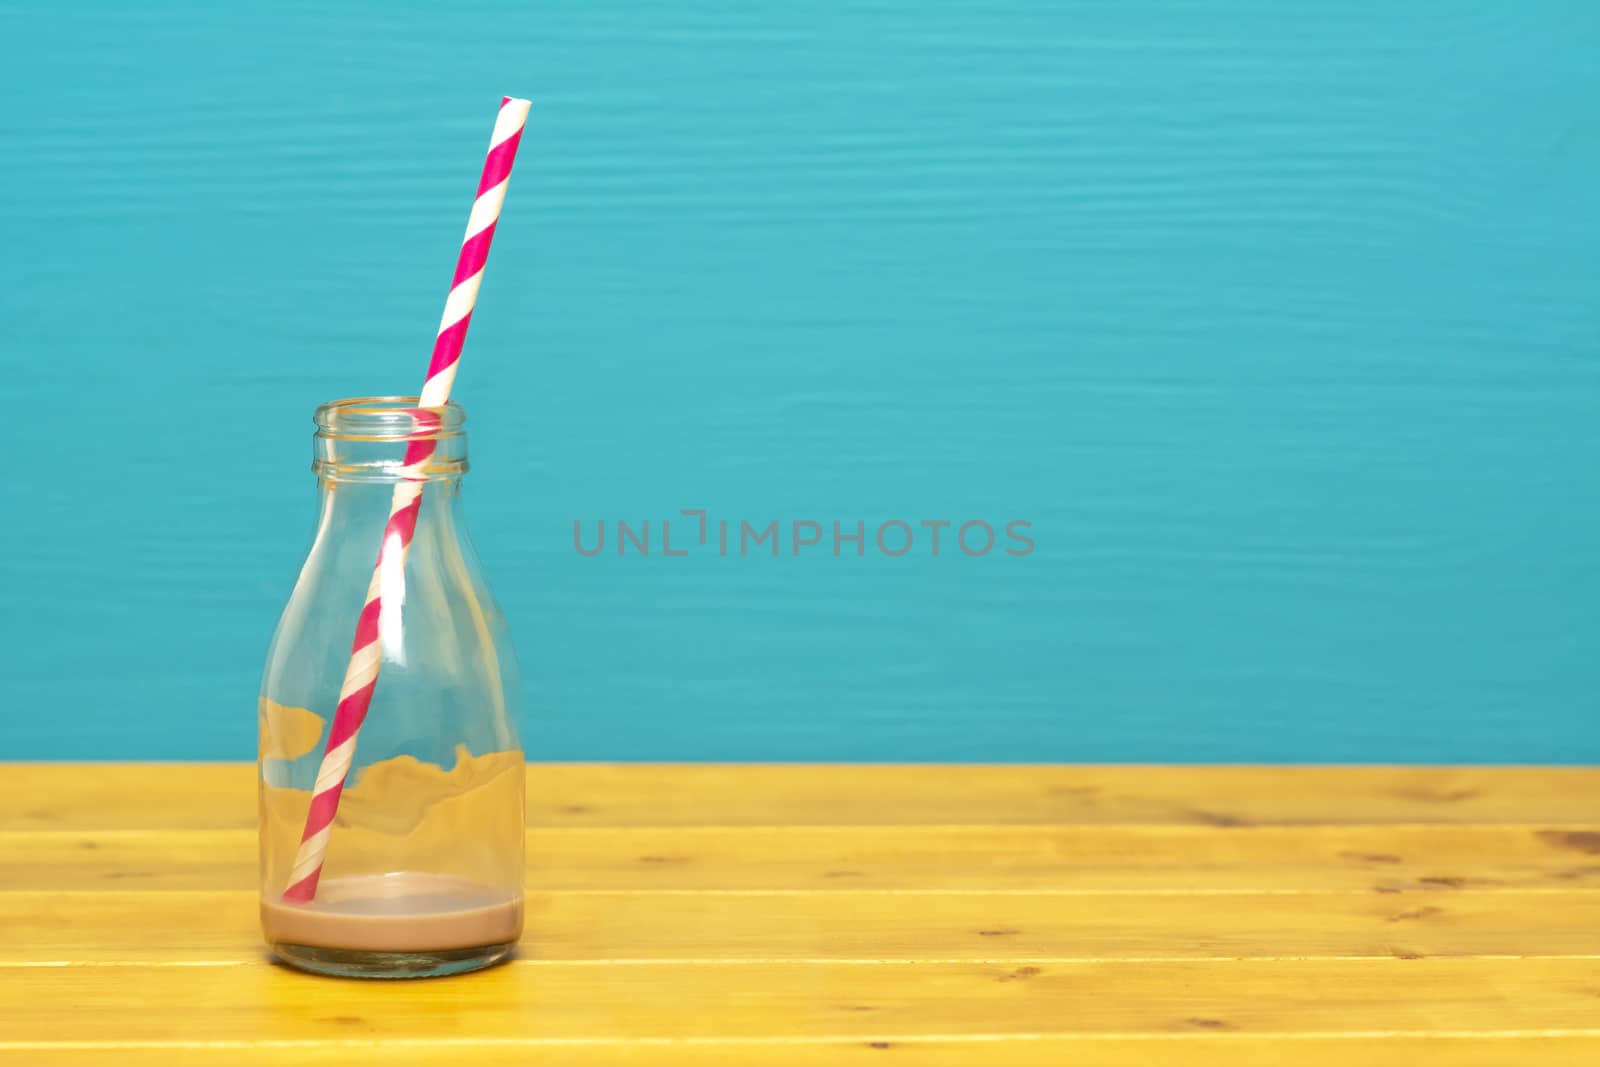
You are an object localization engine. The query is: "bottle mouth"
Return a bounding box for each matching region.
[314,396,466,442]
[313,396,468,485]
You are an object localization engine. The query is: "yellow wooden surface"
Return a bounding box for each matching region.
[5,763,1597,829]
[0,765,1595,1064]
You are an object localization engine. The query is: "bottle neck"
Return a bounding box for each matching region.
[308,476,465,582]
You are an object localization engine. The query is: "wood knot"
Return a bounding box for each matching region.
[1339,851,1402,865]
[1555,866,1600,881]
[1417,875,1467,889]
[1391,786,1480,804]
[1539,831,1600,856]
[1182,807,1247,827]
[997,966,1041,983]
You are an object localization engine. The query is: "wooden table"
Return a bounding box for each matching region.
[0,764,1595,1064]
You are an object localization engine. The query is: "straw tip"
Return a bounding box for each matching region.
[502,96,532,109]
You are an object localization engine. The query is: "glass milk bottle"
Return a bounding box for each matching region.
[259,397,524,978]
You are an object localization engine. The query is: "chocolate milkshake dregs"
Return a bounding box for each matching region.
[259,741,525,972]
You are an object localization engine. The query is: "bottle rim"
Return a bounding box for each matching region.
[314,396,466,443]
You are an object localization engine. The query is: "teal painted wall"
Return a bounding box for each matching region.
[2,2,1597,762]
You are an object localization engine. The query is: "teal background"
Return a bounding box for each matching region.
[2,3,1597,762]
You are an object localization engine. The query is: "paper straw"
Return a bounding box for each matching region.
[282,96,532,903]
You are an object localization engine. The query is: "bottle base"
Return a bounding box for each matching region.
[270,940,517,979]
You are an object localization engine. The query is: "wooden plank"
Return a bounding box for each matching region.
[519,765,1600,829]
[6,1035,1600,1067]
[0,764,253,831]
[1,824,1596,892]
[0,889,1597,964]
[3,764,1597,832]
[0,959,1595,1045]
[2,766,1592,1065]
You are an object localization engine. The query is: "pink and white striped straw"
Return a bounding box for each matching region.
[283,96,532,903]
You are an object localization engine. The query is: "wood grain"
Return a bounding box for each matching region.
[5,1036,1599,1067]
[3,763,1595,831]
[0,889,1596,964]
[3,824,1597,892]
[0,763,1595,1064]
[1,959,1598,1044]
